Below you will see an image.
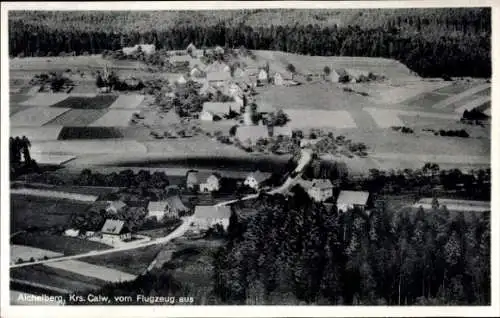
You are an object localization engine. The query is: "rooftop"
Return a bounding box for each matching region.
[336,190,370,206]
[311,179,334,190]
[101,219,129,235]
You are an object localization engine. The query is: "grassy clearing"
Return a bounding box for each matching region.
[88,109,136,127]
[403,92,450,108]
[50,95,118,109]
[11,265,102,293]
[11,233,111,255]
[433,81,482,95]
[284,109,357,129]
[252,50,416,80]
[10,126,64,141]
[58,127,124,140]
[81,244,166,275]
[10,107,71,126]
[255,82,371,111]
[10,194,91,232]
[108,94,145,109]
[9,94,31,104]
[31,140,148,156]
[20,93,70,107]
[46,260,136,282]
[9,104,34,116]
[44,108,109,126]
[11,245,63,263]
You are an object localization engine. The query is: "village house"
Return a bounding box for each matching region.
[200,102,239,121]
[271,125,293,138]
[186,170,200,191]
[122,44,156,56]
[214,45,225,55]
[186,43,197,55]
[64,228,80,237]
[232,67,246,78]
[336,190,370,213]
[200,173,222,193]
[176,74,188,85]
[93,200,127,215]
[192,205,232,231]
[258,69,269,84]
[235,125,270,146]
[100,219,132,244]
[207,71,232,87]
[244,170,271,190]
[147,195,189,221]
[328,68,350,83]
[297,178,335,202]
[308,179,335,202]
[190,66,205,78]
[345,69,371,83]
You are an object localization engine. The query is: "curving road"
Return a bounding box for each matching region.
[10,149,312,269]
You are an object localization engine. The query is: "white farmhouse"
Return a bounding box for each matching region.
[244,171,271,190]
[199,173,222,193]
[192,205,232,231]
[336,190,370,213]
[100,219,132,244]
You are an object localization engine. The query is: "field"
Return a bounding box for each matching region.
[20,93,70,107]
[81,244,167,275]
[10,194,92,232]
[50,95,118,109]
[10,126,64,141]
[11,264,107,293]
[11,233,111,255]
[413,198,490,212]
[88,109,136,127]
[252,50,416,81]
[10,107,70,126]
[43,108,109,126]
[30,140,148,156]
[45,260,136,282]
[11,245,63,263]
[108,94,145,109]
[58,127,124,140]
[283,109,357,129]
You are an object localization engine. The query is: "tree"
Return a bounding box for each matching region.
[286,63,297,80]
[323,66,331,79]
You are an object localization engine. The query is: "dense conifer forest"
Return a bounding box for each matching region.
[9,8,491,78]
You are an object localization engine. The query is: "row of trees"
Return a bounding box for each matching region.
[213,189,491,305]
[9,8,491,78]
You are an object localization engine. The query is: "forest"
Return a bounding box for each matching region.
[213,189,491,305]
[8,8,491,78]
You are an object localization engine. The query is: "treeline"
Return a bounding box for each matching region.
[9,8,491,77]
[213,190,491,305]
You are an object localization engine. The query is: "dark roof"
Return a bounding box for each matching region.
[101,219,129,235]
[165,195,188,212]
[311,179,334,190]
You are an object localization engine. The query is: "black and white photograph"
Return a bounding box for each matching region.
[0,1,497,317]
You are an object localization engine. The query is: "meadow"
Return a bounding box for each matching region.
[10,194,92,232]
[11,232,111,255]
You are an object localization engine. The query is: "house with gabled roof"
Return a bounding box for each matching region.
[186,43,197,54]
[258,69,269,83]
[200,102,239,121]
[308,179,335,202]
[192,205,232,231]
[214,45,225,55]
[177,74,188,85]
[207,71,232,87]
[336,190,370,213]
[329,68,350,83]
[199,173,222,193]
[100,219,131,243]
[190,66,205,78]
[147,195,189,221]
[244,170,271,190]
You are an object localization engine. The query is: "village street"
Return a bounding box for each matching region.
[10,149,313,269]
